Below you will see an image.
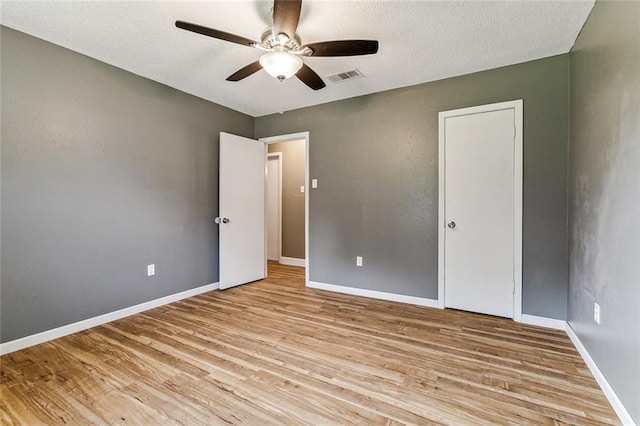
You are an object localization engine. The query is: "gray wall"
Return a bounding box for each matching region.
[256,55,570,319]
[0,27,254,342]
[568,1,640,422]
[268,140,306,259]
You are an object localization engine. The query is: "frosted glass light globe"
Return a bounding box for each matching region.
[259,51,303,81]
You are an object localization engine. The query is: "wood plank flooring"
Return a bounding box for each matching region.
[1,262,619,425]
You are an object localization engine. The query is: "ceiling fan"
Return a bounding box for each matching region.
[175,0,379,90]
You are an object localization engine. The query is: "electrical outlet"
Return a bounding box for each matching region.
[147,264,155,277]
[356,256,363,267]
[594,302,601,324]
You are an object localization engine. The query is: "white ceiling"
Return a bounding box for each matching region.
[1,1,594,117]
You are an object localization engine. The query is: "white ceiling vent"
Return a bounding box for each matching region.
[326,69,364,83]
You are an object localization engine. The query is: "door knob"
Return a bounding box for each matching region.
[222,218,230,224]
[215,217,230,224]
[447,221,456,229]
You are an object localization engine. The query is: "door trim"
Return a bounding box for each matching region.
[267,152,283,261]
[437,100,523,321]
[259,132,310,286]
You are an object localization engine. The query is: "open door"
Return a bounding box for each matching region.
[218,132,266,290]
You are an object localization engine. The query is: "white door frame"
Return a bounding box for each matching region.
[259,132,310,286]
[266,152,283,261]
[437,100,523,321]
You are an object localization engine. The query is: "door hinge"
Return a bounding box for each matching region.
[513,126,516,139]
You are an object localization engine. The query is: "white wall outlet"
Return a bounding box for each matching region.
[312,179,318,189]
[147,264,155,277]
[300,185,305,193]
[356,256,363,267]
[594,302,601,324]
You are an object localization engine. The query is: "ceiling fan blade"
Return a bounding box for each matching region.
[306,40,379,57]
[296,63,326,90]
[175,21,257,47]
[272,0,302,39]
[226,61,263,81]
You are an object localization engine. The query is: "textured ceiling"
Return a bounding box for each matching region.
[1,1,594,117]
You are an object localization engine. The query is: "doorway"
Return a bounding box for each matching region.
[260,132,309,284]
[437,100,523,319]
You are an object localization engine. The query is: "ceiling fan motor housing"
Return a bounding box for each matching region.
[258,29,312,56]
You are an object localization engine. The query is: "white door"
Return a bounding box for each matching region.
[219,132,266,290]
[438,100,522,318]
[266,154,281,261]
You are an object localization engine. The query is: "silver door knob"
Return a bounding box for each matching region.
[447,221,456,229]
[214,217,230,224]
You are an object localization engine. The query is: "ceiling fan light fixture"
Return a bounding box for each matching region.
[259,51,303,81]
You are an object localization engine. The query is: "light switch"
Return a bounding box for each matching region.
[312,179,318,189]
[147,264,155,277]
[300,185,305,193]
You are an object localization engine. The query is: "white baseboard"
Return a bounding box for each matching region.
[279,257,306,267]
[307,281,439,308]
[520,314,567,330]
[0,282,220,356]
[565,323,636,425]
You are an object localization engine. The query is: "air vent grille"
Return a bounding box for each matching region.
[326,69,364,83]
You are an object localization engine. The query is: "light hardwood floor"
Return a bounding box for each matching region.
[1,262,619,425]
